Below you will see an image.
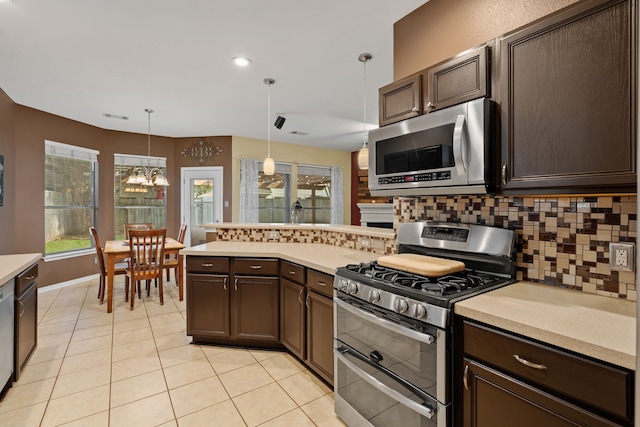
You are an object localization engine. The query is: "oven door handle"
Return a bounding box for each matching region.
[453,114,468,176]
[335,349,436,419]
[334,297,436,345]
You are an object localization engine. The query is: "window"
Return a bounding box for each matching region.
[258,161,291,223]
[44,141,98,256]
[114,154,167,239]
[296,165,332,224]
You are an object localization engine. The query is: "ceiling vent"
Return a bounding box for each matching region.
[103,113,129,120]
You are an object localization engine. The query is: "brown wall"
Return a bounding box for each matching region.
[2,93,234,287]
[394,0,578,80]
[0,89,15,255]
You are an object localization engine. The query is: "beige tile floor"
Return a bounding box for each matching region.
[0,275,346,427]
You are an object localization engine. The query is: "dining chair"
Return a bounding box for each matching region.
[89,227,129,303]
[125,228,166,310]
[164,223,188,283]
[124,223,152,238]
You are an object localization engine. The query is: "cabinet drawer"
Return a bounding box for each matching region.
[186,256,229,274]
[306,269,333,298]
[463,321,633,421]
[16,263,38,296]
[280,261,305,285]
[234,258,279,276]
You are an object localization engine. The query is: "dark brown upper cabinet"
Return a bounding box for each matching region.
[426,44,490,113]
[499,0,637,194]
[378,73,422,126]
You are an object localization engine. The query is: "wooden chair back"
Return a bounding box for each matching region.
[127,229,166,283]
[177,223,188,244]
[89,227,106,276]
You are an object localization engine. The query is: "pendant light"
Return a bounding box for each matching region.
[263,78,276,176]
[125,109,169,186]
[357,53,372,170]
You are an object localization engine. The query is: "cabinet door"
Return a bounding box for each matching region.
[186,273,230,338]
[280,278,305,359]
[306,291,333,385]
[462,358,621,427]
[427,45,489,112]
[499,0,636,193]
[378,74,422,126]
[233,276,279,342]
[14,283,37,381]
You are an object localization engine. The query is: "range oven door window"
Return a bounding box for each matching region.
[334,296,448,404]
[335,349,447,427]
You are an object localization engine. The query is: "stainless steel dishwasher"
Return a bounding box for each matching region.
[0,279,14,397]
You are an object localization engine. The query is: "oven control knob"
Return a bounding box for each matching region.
[367,290,381,303]
[393,298,409,314]
[346,282,359,295]
[414,304,428,319]
[337,279,349,292]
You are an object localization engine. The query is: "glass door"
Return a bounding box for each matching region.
[181,167,223,247]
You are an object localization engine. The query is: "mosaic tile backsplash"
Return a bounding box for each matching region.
[395,195,637,301]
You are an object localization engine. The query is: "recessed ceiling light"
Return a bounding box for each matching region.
[103,113,129,120]
[232,57,252,67]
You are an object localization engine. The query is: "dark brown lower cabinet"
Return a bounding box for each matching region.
[461,320,634,427]
[14,263,38,381]
[463,358,621,427]
[280,278,305,359]
[233,276,279,342]
[187,273,230,338]
[306,290,333,385]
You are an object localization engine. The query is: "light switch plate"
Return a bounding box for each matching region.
[609,242,635,272]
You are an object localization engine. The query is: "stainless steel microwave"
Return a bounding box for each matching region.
[368,98,498,196]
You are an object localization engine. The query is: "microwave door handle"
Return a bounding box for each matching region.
[453,114,468,176]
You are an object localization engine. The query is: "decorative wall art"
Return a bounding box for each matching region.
[182,138,223,165]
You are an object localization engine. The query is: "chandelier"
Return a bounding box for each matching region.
[126,109,169,186]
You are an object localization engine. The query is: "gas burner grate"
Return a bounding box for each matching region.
[344,262,500,297]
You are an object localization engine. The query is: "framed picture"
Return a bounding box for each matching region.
[0,154,4,206]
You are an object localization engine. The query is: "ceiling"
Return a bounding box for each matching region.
[0,0,427,152]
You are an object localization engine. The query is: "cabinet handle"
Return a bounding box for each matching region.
[288,270,296,275]
[425,101,434,111]
[298,289,304,304]
[18,300,24,317]
[223,277,227,291]
[234,278,238,291]
[25,275,36,281]
[513,354,547,370]
[201,263,214,267]
[463,364,469,391]
[249,265,262,270]
[411,106,420,113]
[316,281,327,287]
[305,294,310,308]
[501,163,508,187]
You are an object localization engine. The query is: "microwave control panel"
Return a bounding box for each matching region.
[378,171,451,185]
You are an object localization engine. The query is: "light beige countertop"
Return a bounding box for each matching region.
[455,281,636,370]
[201,223,395,239]
[181,242,378,275]
[0,253,41,286]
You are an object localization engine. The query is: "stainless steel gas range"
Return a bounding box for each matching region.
[333,221,516,426]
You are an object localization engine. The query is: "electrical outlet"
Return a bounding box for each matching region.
[610,242,635,272]
[268,231,280,240]
[359,237,370,248]
[94,257,98,264]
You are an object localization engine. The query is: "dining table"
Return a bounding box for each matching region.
[103,237,185,313]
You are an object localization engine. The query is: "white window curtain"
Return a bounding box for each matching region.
[330,166,343,224]
[239,158,259,223]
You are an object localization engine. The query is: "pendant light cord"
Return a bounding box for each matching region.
[145,108,154,169]
[363,58,367,148]
[267,82,271,157]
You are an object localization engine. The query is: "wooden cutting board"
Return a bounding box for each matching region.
[377,253,465,277]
